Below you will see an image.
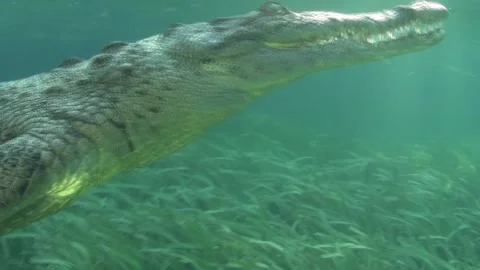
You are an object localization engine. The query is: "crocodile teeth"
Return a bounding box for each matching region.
[265,21,443,49]
[365,21,442,44]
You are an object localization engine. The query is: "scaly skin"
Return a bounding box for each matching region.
[0,1,448,235]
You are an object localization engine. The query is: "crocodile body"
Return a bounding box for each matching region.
[0,1,448,235]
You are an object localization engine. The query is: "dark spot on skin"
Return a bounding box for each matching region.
[126,48,140,55]
[148,107,160,113]
[17,92,31,99]
[31,151,41,162]
[134,113,146,119]
[49,110,97,126]
[255,65,265,72]
[75,79,91,86]
[213,26,228,32]
[229,66,240,72]
[193,29,206,35]
[63,77,75,84]
[0,131,15,144]
[108,120,135,152]
[146,65,165,73]
[25,132,67,167]
[9,160,17,168]
[0,97,10,105]
[58,57,84,68]
[136,90,148,96]
[101,41,129,54]
[109,96,121,104]
[16,181,29,196]
[140,78,152,84]
[237,71,248,80]
[118,64,135,77]
[65,129,97,148]
[25,152,45,178]
[111,121,127,130]
[44,86,66,95]
[200,58,214,64]
[89,54,114,69]
[97,63,136,83]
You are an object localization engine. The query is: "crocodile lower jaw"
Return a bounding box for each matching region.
[264,21,445,49]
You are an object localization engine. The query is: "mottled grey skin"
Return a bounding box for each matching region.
[0,1,447,235]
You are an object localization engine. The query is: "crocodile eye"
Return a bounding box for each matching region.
[260,1,290,15]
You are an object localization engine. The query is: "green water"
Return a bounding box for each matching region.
[0,0,478,269]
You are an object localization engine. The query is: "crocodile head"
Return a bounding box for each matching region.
[163,1,448,92]
[0,1,448,236]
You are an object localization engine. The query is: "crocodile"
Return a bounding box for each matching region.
[0,1,448,235]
